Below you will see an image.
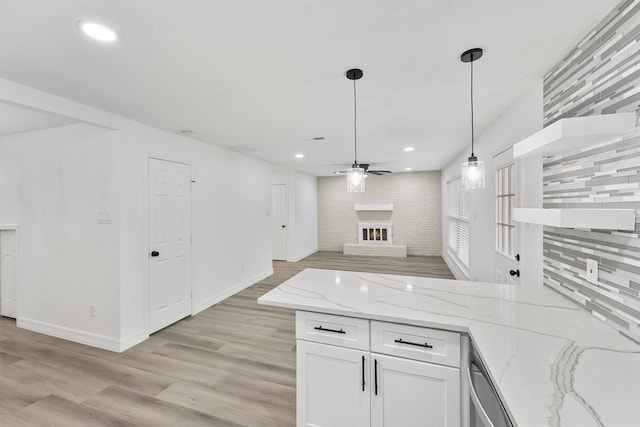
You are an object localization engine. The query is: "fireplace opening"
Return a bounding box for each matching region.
[359,223,392,245]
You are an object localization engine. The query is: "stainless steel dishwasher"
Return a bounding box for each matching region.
[465,338,513,427]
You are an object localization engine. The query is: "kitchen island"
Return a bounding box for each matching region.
[258,268,640,427]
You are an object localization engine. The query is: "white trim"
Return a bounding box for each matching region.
[17,317,122,352]
[287,247,317,263]
[443,249,469,281]
[192,268,273,315]
[119,330,148,352]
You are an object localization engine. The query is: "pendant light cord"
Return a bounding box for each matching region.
[470,53,475,157]
[353,78,358,165]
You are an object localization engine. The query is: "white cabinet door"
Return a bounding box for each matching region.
[297,340,370,427]
[371,353,460,427]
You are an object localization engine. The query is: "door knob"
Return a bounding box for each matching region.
[509,269,520,277]
[151,251,159,257]
[282,225,286,228]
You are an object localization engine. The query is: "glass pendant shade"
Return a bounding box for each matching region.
[461,156,485,189]
[460,47,485,190]
[347,167,366,192]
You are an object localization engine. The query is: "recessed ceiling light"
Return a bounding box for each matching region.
[77,21,118,42]
[404,147,414,152]
[295,153,304,158]
[405,167,412,171]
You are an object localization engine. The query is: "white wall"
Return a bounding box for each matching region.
[0,134,21,224]
[118,121,274,343]
[0,124,122,345]
[272,170,318,262]
[1,79,274,351]
[293,171,318,261]
[318,171,442,256]
[441,82,543,286]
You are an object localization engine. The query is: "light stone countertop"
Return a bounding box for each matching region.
[257,268,640,427]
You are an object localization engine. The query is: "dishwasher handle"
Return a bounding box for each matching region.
[466,363,496,427]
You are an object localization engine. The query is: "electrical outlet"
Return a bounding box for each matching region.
[586,259,598,284]
[90,304,96,317]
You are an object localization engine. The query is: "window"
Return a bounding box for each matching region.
[496,163,515,256]
[447,177,469,268]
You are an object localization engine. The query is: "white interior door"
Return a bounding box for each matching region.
[493,148,520,285]
[272,184,287,261]
[148,158,192,334]
[0,230,17,318]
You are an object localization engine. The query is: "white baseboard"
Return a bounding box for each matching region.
[287,247,317,263]
[442,250,469,281]
[119,330,148,352]
[192,268,274,315]
[17,317,123,352]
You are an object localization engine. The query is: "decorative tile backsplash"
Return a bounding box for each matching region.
[542,0,640,343]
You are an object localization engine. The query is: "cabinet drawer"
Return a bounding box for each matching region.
[296,311,369,351]
[371,321,460,367]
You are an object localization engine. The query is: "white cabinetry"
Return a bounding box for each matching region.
[371,354,460,427]
[296,311,461,427]
[297,340,370,427]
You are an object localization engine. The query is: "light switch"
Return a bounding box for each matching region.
[586,259,598,284]
[97,212,112,225]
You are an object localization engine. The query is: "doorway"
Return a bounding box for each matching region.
[272,184,288,261]
[148,158,193,333]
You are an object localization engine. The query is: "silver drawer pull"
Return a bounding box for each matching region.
[314,326,346,334]
[395,338,433,349]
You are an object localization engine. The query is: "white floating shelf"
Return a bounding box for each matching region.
[513,112,636,158]
[354,204,394,211]
[513,208,635,230]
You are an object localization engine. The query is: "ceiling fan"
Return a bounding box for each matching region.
[334,68,392,182]
[334,163,392,176]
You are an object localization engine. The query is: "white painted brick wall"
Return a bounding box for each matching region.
[318,171,442,256]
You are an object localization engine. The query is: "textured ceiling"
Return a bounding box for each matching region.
[0,0,619,175]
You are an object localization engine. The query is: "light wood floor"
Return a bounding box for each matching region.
[0,251,453,426]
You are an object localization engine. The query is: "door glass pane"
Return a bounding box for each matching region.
[496,163,516,257]
[509,226,515,256]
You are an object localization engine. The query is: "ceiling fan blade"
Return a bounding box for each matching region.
[333,170,348,175]
[368,170,392,175]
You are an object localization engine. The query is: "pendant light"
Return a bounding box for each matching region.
[460,48,485,189]
[346,68,366,192]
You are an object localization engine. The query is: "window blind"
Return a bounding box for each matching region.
[447,177,470,268]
